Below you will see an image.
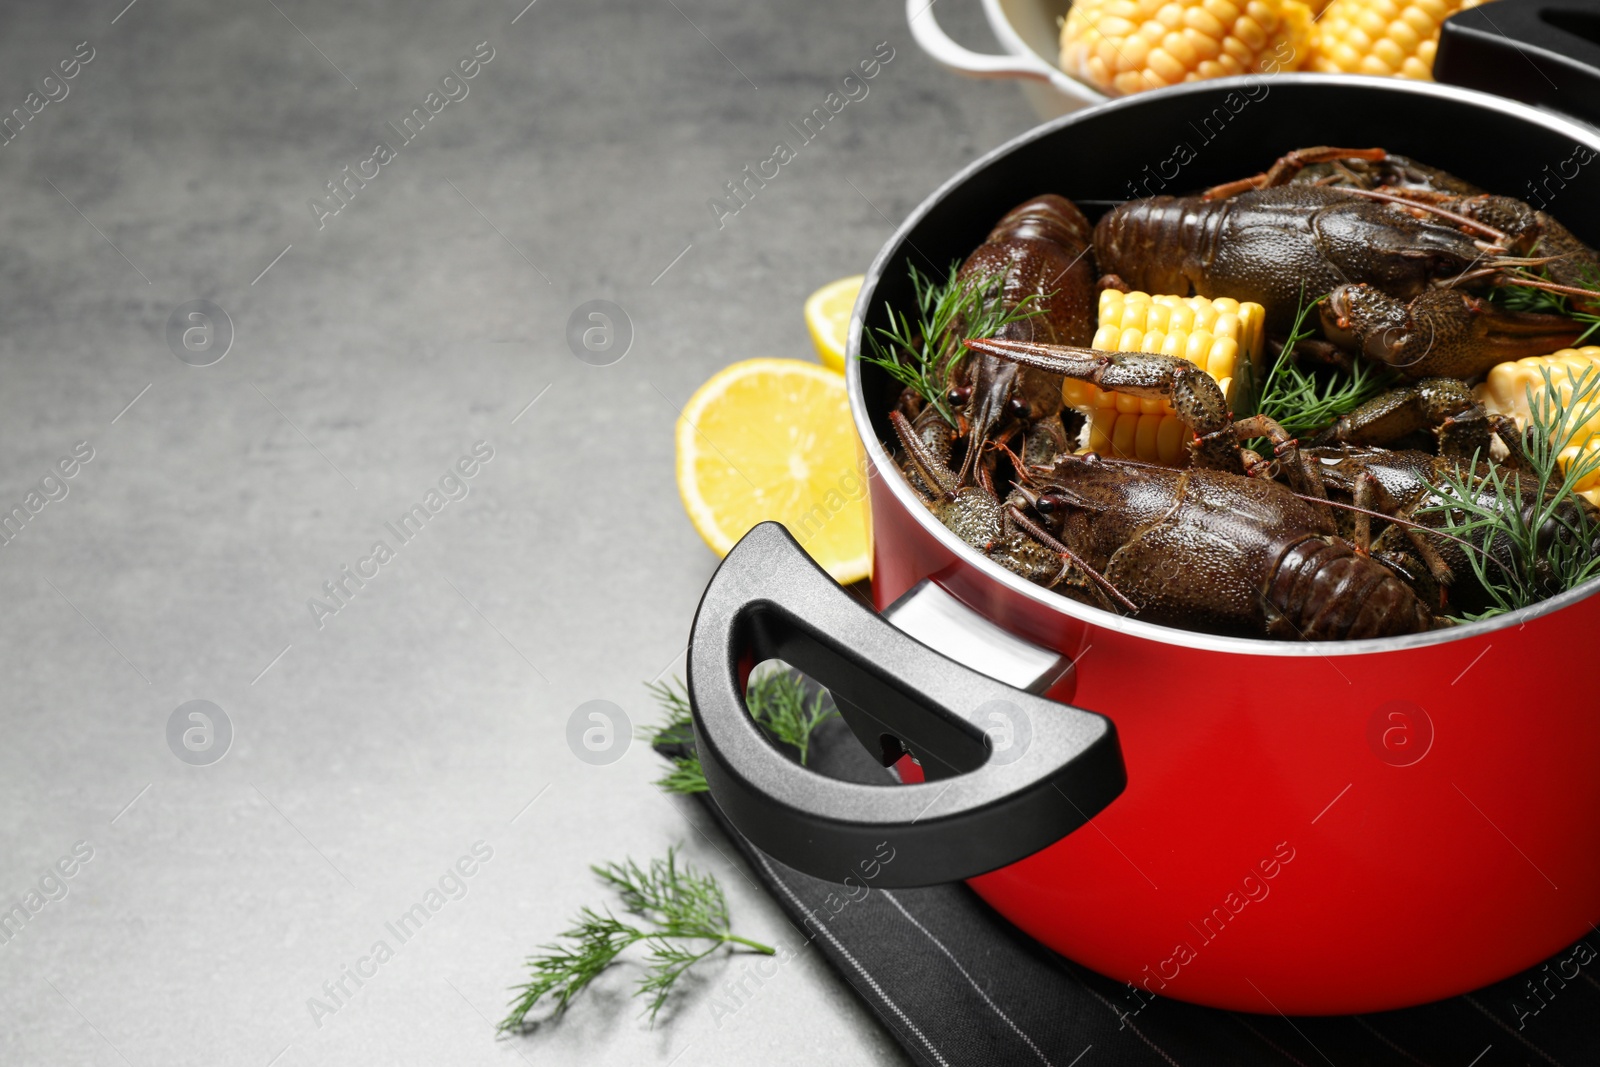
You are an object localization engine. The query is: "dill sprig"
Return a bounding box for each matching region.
[640,670,840,794]
[1253,290,1398,440]
[499,848,774,1032]
[1422,364,1600,620]
[743,670,836,766]
[1488,266,1600,345]
[862,261,1044,427]
[640,678,706,795]
[650,757,711,797]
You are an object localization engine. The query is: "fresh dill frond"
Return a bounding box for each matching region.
[1488,267,1600,345]
[1422,364,1600,620]
[651,756,710,795]
[640,677,705,795]
[499,908,637,1027]
[1253,290,1398,441]
[1256,358,1397,440]
[862,261,1044,427]
[744,667,838,766]
[640,670,841,794]
[592,852,730,941]
[641,678,695,747]
[499,847,774,1033]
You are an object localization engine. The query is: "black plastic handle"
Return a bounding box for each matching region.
[1436,0,1600,122]
[686,522,1126,888]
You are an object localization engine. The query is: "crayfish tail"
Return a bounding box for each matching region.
[1265,537,1436,640]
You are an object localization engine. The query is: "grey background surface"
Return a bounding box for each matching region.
[0,1,1041,1064]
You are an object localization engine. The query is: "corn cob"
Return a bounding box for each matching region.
[1059,0,1311,97]
[1473,346,1600,506]
[1066,290,1267,466]
[1308,0,1485,80]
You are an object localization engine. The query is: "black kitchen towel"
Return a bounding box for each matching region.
[672,712,1599,1067]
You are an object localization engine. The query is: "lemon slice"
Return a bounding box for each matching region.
[804,275,864,374]
[676,358,871,584]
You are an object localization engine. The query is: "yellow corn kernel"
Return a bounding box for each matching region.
[1086,406,1114,455]
[1068,290,1267,466]
[1309,0,1484,80]
[1135,412,1165,460]
[1183,330,1215,367]
[1157,415,1187,465]
[1112,409,1141,456]
[1473,346,1600,503]
[1167,303,1195,334]
[1144,302,1172,335]
[1207,336,1239,378]
[1060,0,1311,96]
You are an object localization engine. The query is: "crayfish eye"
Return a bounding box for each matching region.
[946,385,973,406]
[1007,397,1030,418]
[1036,492,1070,514]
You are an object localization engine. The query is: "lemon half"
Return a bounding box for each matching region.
[804,275,864,374]
[675,358,870,584]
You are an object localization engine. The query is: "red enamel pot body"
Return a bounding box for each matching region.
[845,76,1600,1013]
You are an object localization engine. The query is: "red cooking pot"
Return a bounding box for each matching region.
[688,3,1600,1015]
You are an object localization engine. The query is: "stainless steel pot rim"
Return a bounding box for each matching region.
[847,72,1600,658]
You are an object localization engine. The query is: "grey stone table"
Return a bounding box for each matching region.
[0,1,1041,1063]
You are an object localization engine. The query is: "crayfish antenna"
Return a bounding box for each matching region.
[1005,505,1139,614]
[1331,186,1509,246]
[1483,274,1600,303]
[992,440,1031,481]
[1285,492,1479,556]
[1437,255,1570,291]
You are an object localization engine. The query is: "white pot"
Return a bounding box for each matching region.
[906,0,1107,118]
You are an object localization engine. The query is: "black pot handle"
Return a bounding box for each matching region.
[686,522,1126,888]
[1436,0,1600,122]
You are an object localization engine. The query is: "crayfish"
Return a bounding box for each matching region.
[1306,383,1600,618]
[949,337,1600,631]
[877,156,1600,639]
[955,337,1438,639]
[1094,147,1599,380]
[946,194,1098,485]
